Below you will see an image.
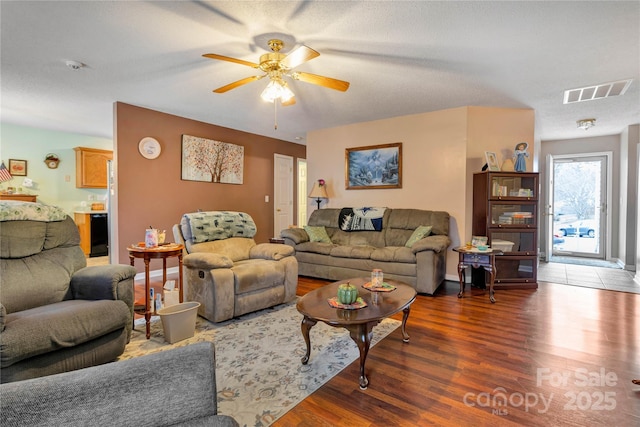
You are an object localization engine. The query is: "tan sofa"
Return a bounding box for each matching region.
[173,211,298,323]
[280,208,450,294]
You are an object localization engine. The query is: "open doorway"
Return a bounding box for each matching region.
[546,153,611,261]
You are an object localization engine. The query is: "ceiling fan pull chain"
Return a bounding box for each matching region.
[274,100,278,130]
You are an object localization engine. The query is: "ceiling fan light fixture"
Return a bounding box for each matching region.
[577,118,596,130]
[260,79,294,103]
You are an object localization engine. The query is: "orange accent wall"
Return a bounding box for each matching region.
[114,102,305,270]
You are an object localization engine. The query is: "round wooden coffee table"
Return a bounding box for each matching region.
[296,277,416,389]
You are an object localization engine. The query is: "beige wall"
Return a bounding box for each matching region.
[113,103,306,270]
[307,106,535,280]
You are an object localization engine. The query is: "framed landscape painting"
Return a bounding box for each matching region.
[345,142,402,190]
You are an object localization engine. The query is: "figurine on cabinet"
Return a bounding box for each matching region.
[513,142,529,172]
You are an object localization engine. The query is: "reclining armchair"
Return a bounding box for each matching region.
[173,211,298,322]
[0,202,137,383]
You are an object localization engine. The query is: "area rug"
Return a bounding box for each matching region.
[119,302,400,427]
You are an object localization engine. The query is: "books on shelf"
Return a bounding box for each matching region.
[498,212,533,224]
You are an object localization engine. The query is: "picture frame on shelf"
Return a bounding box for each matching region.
[8,159,27,176]
[345,142,402,190]
[484,151,500,171]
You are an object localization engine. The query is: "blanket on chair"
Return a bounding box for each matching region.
[182,211,257,243]
[338,207,386,231]
[0,201,68,222]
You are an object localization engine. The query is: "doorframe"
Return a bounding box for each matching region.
[544,151,613,261]
[297,158,307,227]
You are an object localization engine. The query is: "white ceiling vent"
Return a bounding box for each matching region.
[563,79,633,104]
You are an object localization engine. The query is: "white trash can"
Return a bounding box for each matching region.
[157,302,200,344]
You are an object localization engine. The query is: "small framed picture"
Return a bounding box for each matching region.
[484,151,500,171]
[8,159,27,176]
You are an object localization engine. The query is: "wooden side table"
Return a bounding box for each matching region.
[454,247,502,303]
[127,243,184,339]
[0,193,37,202]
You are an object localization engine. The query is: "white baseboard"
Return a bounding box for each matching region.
[134,266,180,282]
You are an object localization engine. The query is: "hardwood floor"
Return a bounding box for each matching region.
[275,277,640,426]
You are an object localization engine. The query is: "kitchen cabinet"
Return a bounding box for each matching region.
[74,147,113,188]
[472,171,539,290]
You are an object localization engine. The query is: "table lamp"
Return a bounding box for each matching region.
[308,179,328,210]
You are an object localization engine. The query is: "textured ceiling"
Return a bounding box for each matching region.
[1,1,638,144]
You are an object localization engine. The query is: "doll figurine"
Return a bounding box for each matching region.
[513,142,529,172]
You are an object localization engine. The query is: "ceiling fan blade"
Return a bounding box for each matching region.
[281,96,296,107]
[292,72,350,92]
[213,75,263,93]
[281,45,319,69]
[203,53,259,68]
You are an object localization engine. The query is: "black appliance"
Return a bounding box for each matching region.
[90,213,108,257]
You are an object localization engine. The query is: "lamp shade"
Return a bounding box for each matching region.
[308,182,328,199]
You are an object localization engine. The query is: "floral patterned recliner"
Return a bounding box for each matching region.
[173,211,298,322]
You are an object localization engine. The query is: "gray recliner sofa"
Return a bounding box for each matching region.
[0,201,137,383]
[281,208,451,294]
[0,342,239,427]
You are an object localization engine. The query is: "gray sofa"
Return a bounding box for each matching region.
[0,201,137,383]
[0,342,239,427]
[281,208,451,294]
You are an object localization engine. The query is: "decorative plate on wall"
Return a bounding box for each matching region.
[138,137,161,159]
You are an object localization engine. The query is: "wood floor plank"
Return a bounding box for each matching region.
[274,277,640,426]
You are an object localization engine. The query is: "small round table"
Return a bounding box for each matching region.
[296,277,416,389]
[127,243,184,339]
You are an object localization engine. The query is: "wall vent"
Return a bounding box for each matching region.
[563,79,633,104]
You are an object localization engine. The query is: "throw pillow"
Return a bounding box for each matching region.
[304,225,332,243]
[405,225,433,247]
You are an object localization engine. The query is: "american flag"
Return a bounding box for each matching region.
[0,162,13,182]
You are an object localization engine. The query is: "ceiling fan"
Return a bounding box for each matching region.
[203,39,350,106]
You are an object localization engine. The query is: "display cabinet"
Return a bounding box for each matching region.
[472,171,539,289]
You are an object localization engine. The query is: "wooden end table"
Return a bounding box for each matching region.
[454,247,503,303]
[127,243,184,339]
[296,277,416,389]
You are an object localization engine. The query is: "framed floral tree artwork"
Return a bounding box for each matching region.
[181,135,244,184]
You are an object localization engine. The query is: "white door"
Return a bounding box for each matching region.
[297,159,307,226]
[274,154,294,236]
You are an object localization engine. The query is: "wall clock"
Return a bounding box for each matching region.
[138,137,161,159]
